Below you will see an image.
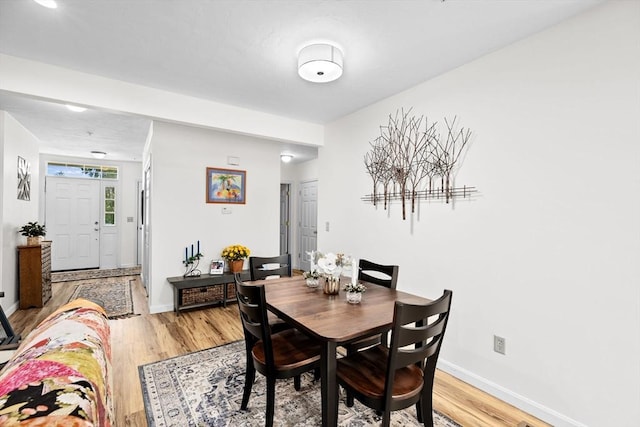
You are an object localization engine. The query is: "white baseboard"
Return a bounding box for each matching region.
[438,359,587,427]
[4,301,19,317]
[149,304,174,314]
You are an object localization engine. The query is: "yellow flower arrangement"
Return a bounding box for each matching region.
[221,244,251,261]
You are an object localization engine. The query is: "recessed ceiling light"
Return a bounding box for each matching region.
[66,104,87,112]
[280,154,293,163]
[298,43,343,83]
[33,0,58,9]
[91,151,107,159]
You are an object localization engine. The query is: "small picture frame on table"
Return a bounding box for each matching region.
[210,259,225,275]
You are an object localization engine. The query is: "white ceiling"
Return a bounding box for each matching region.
[0,0,603,162]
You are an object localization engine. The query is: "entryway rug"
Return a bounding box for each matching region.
[139,340,460,427]
[68,280,137,319]
[53,266,141,282]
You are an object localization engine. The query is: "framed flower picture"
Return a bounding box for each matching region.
[206,167,246,204]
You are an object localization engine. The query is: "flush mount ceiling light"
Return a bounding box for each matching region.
[91,151,107,159]
[66,104,87,112]
[280,154,293,163]
[298,43,343,83]
[33,0,57,9]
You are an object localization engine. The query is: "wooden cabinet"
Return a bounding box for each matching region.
[18,241,52,309]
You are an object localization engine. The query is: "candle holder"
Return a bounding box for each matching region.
[183,241,203,277]
[183,254,203,277]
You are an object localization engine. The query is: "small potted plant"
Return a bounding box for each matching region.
[302,270,320,288]
[221,244,251,273]
[19,221,46,246]
[344,282,367,304]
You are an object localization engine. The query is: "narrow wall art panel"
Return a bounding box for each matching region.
[17,156,31,201]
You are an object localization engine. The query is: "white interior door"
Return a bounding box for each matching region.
[299,180,317,271]
[45,176,100,271]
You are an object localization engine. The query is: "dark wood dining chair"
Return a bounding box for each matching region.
[249,254,292,281]
[344,259,400,355]
[337,289,453,427]
[235,275,321,427]
[358,258,399,289]
[234,274,291,333]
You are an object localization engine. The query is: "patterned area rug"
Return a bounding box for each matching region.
[139,340,460,427]
[53,266,141,282]
[68,280,137,319]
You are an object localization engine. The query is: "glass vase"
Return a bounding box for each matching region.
[346,291,362,304]
[323,276,340,295]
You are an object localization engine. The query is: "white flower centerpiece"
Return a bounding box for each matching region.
[309,251,356,295]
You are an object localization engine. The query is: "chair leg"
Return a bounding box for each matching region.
[346,346,355,407]
[294,374,301,391]
[417,394,434,427]
[381,410,391,427]
[241,362,255,410]
[266,377,276,427]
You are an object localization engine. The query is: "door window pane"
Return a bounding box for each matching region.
[104,186,116,226]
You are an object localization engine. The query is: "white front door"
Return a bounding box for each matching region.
[299,180,317,271]
[45,176,100,271]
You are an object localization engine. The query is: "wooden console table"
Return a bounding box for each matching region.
[167,271,250,314]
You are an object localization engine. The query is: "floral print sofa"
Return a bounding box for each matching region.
[0,299,112,426]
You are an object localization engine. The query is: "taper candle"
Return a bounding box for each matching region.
[191,244,194,257]
[185,247,188,262]
[351,258,358,286]
[197,240,200,254]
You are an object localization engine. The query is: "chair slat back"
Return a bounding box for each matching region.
[234,274,274,363]
[384,290,453,408]
[249,254,292,280]
[358,259,399,289]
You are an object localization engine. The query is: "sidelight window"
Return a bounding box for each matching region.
[104,186,116,225]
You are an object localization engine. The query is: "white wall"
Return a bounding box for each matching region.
[147,121,281,313]
[319,2,640,426]
[0,111,41,315]
[281,158,319,269]
[38,154,142,269]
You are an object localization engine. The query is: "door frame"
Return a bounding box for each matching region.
[280,182,292,256]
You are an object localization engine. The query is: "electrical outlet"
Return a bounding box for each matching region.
[494,335,506,355]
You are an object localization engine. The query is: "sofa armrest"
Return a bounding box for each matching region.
[0,298,113,426]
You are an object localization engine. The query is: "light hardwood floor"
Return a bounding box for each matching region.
[8,276,550,427]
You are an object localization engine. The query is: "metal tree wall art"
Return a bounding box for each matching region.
[362,109,476,220]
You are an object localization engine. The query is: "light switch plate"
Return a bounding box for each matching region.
[222,207,232,214]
